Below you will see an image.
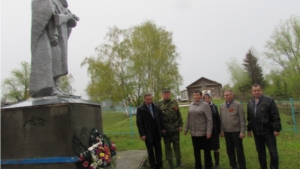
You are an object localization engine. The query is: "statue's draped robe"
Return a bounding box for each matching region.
[30,0,72,97]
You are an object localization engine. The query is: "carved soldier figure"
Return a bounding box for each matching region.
[29,0,79,97]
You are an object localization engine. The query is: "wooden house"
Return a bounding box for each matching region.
[181,77,222,101]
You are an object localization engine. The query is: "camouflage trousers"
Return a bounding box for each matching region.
[163,130,181,160]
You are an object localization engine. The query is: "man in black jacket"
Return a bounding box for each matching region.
[137,93,166,169]
[247,84,281,169]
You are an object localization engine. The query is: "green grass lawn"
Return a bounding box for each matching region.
[102,104,300,169]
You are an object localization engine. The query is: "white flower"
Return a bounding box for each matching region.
[91,153,97,161]
[97,159,103,165]
[88,141,103,151]
[91,162,98,168]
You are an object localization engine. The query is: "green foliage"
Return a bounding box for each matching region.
[227,16,300,100]
[264,15,300,99]
[226,58,251,101]
[130,21,182,103]
[264,71,289,100]
[1,61,76,103]
[243,49,266,88]
[1,61,30,102]
[59,74,76,94]
[226,49,267,101]
[239,49,268,100]
[82,21,183,106]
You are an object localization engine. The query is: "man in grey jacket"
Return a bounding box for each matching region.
[220,89,246,169]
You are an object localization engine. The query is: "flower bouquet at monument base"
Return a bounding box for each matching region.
[78,129,116,169]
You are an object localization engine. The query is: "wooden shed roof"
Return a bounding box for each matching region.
[186,77,222,88]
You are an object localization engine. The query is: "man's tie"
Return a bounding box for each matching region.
[149,105,154,118]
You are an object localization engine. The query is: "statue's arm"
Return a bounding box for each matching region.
[46,16,59,46]
[54,12,79,27]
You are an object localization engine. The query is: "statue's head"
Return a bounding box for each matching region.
[59,0,68,8]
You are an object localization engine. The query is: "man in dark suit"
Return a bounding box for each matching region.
[137,93,166,169]
[247,84,281,169]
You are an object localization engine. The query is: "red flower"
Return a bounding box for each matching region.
[82,161,89,168]
[95,148,100,154]
[78,155,85,161]
[104,145,110,154]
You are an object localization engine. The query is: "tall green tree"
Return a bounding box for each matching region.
[130,21,182,103]
[81,27,134,105]
[242,49,266,88]
[265,15,300,99]
[82,21,183,106]
[1,61,30,102]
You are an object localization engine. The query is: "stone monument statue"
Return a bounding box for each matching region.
[29,0,79,97]
[1,4,105,168]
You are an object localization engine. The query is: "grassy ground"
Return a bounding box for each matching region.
[102,101,300,169]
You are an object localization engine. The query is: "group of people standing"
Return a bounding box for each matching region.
[136,84,281,169]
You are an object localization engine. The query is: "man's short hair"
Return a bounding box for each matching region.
[224,89,234,95]
[144,93,152,98]
[193,90,202,96]
[252,84,263,89]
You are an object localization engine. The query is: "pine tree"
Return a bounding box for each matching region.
[243,50,265,88]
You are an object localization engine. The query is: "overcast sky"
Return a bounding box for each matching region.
[1,0,300,99]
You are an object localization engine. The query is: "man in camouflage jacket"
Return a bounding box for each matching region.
[157,87,184,168]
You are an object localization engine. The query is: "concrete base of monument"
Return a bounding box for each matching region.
[1,96,103,169]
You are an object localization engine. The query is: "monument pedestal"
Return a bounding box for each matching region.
[1,96,102,169]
